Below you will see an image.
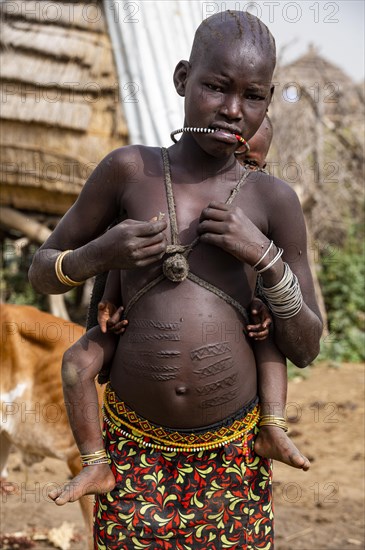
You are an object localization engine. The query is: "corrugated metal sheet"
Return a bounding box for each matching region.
[104,0,203,146]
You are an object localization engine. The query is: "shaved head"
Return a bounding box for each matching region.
[189,10,276,69]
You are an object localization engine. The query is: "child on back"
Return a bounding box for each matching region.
[236,114,273,172]
[31,10,322,548]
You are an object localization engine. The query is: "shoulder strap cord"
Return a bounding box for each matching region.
[187,272,249,325]
[123,149,251,327]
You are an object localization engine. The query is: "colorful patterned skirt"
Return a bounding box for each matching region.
[94,385,274,549]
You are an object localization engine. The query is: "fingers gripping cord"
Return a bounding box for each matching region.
[122,149,250,327]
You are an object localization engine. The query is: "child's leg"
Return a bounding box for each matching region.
[49,326,117,505]
[253,337,310,470]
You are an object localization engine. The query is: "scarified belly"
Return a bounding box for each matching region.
[110,280,257,428]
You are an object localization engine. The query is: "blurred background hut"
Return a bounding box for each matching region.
[270,44,364,245]
[0,0,128,319]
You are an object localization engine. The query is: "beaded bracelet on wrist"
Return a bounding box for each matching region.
[255,247,283,274]
[257,262,303,318]
[55,250,85,287]
[253,240,273,271]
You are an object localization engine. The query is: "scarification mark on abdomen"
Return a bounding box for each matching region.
[190,342,231,361]
[193,357,233,378]
[196,373,238,395]
[128,333,180,343]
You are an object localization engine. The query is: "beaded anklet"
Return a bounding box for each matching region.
[80,449,110,468]
[259,415,288,432]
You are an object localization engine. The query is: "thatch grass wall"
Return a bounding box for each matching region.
[1,0,128,217]
[269,46,364,245]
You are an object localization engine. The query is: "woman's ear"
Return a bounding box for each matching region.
[173,60,191,97]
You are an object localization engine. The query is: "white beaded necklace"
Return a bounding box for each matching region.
[170,127,216,142]
[170,126,250,152]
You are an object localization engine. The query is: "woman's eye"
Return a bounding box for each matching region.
[247,93,265,101]
[206,83,222,92]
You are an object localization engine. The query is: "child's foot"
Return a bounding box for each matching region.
[48,464,115,505]
[254,426,310,470]
[0,478,19,495]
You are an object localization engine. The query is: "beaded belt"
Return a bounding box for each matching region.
[103,384,260,455]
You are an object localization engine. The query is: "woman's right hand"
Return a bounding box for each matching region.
[99,218,168,271]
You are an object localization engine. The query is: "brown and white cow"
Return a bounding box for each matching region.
[0,303,96,542]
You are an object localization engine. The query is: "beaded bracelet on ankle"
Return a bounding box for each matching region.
[80,449,110,467]
[259,415,288,432]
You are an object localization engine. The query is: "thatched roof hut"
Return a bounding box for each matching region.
[1,0,128,219]
[274,44,360,119]
[269,45,364,242]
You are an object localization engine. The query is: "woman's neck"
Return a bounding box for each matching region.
[167,133,238,183]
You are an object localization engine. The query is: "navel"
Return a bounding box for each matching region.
[175,385,188,396]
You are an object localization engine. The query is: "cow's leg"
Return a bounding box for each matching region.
[0,431,12,477]
[0,431,19,494]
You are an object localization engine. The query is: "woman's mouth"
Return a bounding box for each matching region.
[210,127,241,144]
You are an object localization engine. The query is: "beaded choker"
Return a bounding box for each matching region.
[170,126,250,152]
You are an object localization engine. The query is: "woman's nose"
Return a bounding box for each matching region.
[219,93,243,120]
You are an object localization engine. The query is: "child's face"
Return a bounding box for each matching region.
[244,124,272,168]
[179,42,274,158]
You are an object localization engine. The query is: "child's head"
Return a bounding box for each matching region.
[173,11,276,157]
[237,114,273,169]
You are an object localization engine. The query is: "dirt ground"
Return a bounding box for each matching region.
[1,363,364,550]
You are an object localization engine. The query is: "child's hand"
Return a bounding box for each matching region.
[247,297,272,340]
[98,301,128,335]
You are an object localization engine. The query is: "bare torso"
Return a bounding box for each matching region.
[109,146,269,428]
